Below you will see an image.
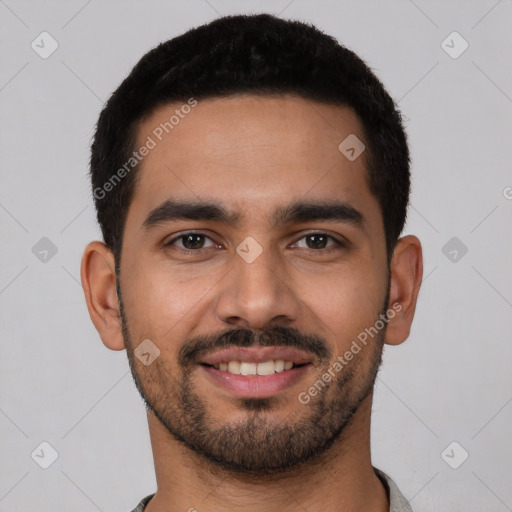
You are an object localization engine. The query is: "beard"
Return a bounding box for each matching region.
[118,281,388,478]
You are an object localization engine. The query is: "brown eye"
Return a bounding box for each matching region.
[305,234,328,249]
[294,233,343,251]
[180,234,206,249]
[165,233,217,251]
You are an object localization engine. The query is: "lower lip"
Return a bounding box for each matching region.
[201,364,311,398]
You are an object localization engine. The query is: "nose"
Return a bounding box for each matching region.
[214,242,302,330]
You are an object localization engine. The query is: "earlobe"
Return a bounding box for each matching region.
[80,241,126,351]
[384,235,423,346]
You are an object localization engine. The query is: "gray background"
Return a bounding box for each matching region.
[1,0,511,511]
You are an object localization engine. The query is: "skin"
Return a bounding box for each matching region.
[81,94,422,512]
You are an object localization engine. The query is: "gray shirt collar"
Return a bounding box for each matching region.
[374,467,413,512]
[131,467,412,512]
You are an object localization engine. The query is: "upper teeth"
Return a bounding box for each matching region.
[214,360,294,376]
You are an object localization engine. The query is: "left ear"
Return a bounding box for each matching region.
[384,235,423,346]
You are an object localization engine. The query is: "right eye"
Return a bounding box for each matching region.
[164,232,220,253]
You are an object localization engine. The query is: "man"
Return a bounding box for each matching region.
[81,13,422,512]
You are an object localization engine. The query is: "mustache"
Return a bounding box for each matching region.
[178,326,331,367]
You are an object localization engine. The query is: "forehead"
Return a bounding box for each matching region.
[126,94,379,232]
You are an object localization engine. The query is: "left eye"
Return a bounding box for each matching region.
[293,233,341,250]
[165,232,342,251]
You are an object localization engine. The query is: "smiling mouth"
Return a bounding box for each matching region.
[201,360,310,376]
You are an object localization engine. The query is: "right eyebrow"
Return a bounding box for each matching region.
[141,199,241,232]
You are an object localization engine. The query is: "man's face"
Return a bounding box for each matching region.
[118,95,390,474]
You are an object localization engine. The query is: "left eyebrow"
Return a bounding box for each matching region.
[269,199,365,229]
[141,198,366,232]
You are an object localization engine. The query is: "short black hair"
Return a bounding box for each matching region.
[90,13,410,269]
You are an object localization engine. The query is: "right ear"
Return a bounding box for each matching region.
[80,241,125,351]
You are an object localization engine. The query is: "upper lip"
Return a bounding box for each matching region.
[199,347,314,366]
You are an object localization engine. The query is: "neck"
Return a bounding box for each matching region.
[144,393,389,512]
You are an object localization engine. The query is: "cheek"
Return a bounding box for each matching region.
[122,255,220,342]
[300,264,386,344]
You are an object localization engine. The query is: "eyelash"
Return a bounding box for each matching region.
[164,231,346,255]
